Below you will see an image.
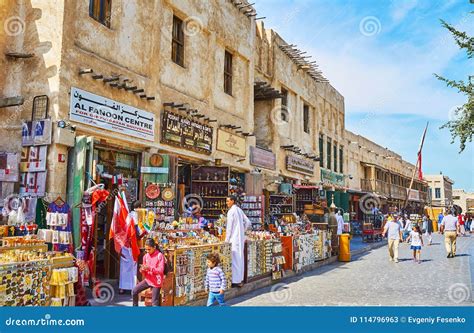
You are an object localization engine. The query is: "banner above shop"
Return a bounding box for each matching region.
[161,110,213,155]
[70,87,155,142]
[286,155,314,175]
[217,129,246,157]
[250,146,276,170]
[407,188,420,201]
[321,169,345,187]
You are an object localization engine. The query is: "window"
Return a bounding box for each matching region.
[172,16,185,66]
[319,135,324,167]
[303,104,310,133]
[89,0,112,27]
[327,138,332,170]
[435,188,441,199]
[281,88,288,122]
[339,147,343,173]
[224,51,233,95]
[333,143,337,172]
[428,188,432,198]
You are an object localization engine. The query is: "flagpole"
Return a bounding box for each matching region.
[403,122,429,210]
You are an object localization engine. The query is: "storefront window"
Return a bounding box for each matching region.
[319,134,324,167]
[327,138,331,170]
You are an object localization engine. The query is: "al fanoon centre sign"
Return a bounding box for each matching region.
[70,87,155,141]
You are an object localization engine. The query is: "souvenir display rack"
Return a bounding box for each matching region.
[172,242,232,306]
[268,194,294,225]
[143,182,176,225]
[0,236,47,253]
[241,195,264,230]
[191,166,229,223]
[271,239,285,280]
[244,239,272,282]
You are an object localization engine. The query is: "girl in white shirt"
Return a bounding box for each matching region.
[406,225,424,264]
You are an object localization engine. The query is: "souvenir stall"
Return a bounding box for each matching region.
[241,195,265,231]
[0,242,77,307]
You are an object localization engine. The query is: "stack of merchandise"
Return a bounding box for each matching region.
[293,234,317,271]
[49,266,78,306]
[271,240,285,280]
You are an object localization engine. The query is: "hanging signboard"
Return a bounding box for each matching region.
[70,87,155,141]
[250,146,276,170]
[286,155,314,175]
[217,129,246,157]
[321,169,345,186]
[161,110,213,155]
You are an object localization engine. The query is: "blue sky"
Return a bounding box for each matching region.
[255,0,474,191]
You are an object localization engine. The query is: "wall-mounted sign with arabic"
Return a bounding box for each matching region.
[217,129,246,157]
[286,155,314,175]
[69,87,155,141]
[161,110,213,155]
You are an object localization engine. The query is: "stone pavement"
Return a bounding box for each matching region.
[229,233,473,306]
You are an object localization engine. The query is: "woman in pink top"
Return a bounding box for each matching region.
[132,238,164,306]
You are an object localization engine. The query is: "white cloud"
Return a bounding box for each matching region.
[391,0,419,23]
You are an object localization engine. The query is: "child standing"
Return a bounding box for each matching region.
[406,225,424,264]
[205,253,227,306]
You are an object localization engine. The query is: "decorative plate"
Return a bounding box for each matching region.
[161,187,175,201]
[145,184,160,200]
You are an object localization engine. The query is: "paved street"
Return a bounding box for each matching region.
[229,234,473,306]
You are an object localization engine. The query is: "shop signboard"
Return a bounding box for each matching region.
[140,167,169,174]
[70,87,155,141]
[286,155,314,175]
[407,189,420,201]
[217,129,246,157]
[250,146,276,170]
[161,110,213,155]
[321,169,345,186]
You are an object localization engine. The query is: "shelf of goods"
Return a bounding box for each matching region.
[191,166,229,223]
[0,236,48,253]
[269,194,294,225]
[244,239,273,282]
[241,195,264,230]
[0,247,76,307]
[280,230,331,273]
[295,187,317,215]
[172,242,232,306]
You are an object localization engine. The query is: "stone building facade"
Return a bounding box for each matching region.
[1,0,257,200]
[424,174,454,208]
[253,22,347,201]
[345,130,429,217]
[452,189,474,214]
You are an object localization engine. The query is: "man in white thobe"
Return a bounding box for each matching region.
[336,210,344,235]
[225,195,251,287]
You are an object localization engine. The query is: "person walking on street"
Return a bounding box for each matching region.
[438,212,444,234]
[132,238,165,306]
[205,253,227,306]
[466,214,472,234]
[440,210,460,258]
[458,213,466,236]
[422,214,433,245]
[406,225,424,264]
[383,215,402,263]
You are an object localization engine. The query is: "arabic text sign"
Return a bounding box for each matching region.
[286,155,314,175]
[250,146,276,170]
[217,129,246,157]
[70,87,155,141]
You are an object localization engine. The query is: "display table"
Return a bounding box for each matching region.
[244,239,272,282]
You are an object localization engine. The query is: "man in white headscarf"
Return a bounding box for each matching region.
[225,195,251,287]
